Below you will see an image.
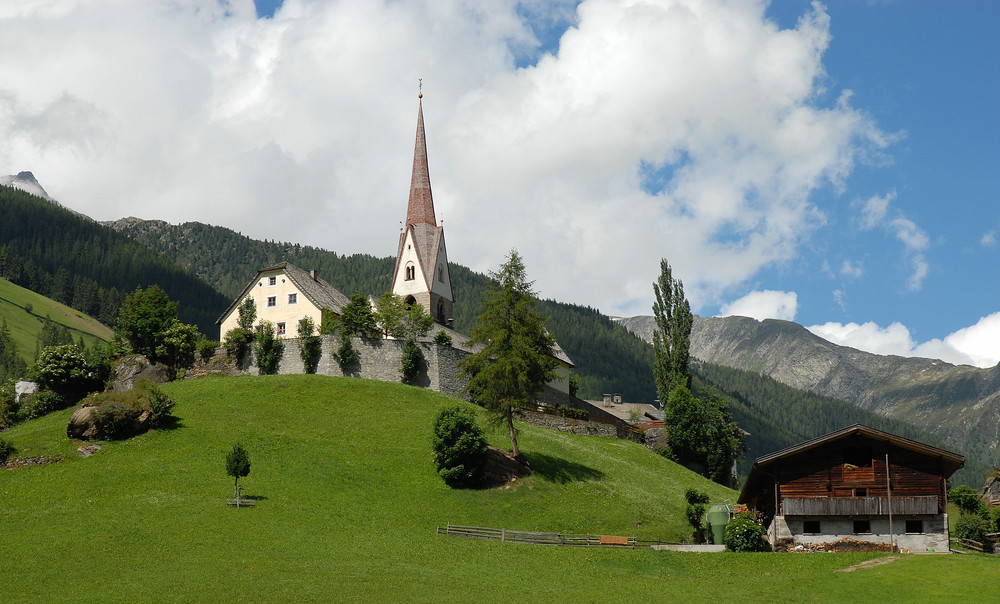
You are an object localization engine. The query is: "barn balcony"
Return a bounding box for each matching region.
[781,496,939,516]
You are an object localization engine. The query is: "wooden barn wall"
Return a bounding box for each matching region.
[773,439,947,512]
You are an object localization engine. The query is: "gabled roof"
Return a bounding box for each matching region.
[216,261,350,325]
[738,424,965,504]
[394,222,447,293]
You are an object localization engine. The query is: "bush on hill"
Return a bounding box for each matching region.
[432,404,488,488]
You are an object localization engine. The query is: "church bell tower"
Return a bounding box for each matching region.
[390,90,454,326]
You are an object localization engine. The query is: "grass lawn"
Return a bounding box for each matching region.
[1,374,997,602]
[0,277,113,364]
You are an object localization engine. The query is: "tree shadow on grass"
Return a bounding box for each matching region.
[153,415,183,431]
[522,452,605,484]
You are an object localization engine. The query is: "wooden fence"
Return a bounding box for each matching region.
[436,523,672,548]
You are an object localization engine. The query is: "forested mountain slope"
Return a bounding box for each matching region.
[620,314,1000,478]
[107,217,994,484]
[0,186,228,334]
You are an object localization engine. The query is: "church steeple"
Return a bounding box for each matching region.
[405,96,437,228]
[391,89,455,327]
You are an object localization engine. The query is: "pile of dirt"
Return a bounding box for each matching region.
[482,446,531,488]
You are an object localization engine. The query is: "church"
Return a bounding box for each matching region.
[217,92,455,339]
[215,92,574,397]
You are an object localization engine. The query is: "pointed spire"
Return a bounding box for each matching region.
[405,93,437,228]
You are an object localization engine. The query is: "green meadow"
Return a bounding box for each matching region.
[0,277,113,364]
[1,374,997,602]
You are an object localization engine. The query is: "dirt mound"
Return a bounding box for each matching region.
[482,446,531,488]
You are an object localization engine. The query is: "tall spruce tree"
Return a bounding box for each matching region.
[460,250,557,458]
[652,259,693,403]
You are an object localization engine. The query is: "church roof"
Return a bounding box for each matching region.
[405,98,436,228]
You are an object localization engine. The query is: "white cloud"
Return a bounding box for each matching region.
[0,0,892,318]
[981,230,996,247]
[839,260,863,278]
[808,314,1000,368]
[808,321,916,357]
[719,290,797,321]
[856,191,929,292]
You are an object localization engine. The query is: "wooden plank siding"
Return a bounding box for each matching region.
[772,440,948,515]
[782,495,939,516]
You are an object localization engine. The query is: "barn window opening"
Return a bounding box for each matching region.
[905,519,923,534]
[803,520,821,534]
[852,520,871,534]
[855,488,867,497]
[842,445,873,469]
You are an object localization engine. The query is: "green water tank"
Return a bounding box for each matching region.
[707,504,732,545]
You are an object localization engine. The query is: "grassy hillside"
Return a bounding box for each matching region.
[0,277,113,364]
[2,375,998,601]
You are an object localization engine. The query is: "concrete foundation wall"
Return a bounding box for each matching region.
[770,514,950,553]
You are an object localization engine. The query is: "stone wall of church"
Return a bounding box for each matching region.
[271,335,467,397]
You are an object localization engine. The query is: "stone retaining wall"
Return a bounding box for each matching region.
[208,335,640,443]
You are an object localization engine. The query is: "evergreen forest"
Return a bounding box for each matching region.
[0,187,228,334]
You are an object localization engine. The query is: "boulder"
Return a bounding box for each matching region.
[67,405,97,439]
[982,474,1000,507]
[109,355,170,392]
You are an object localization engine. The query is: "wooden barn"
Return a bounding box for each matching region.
[738,424,964,553]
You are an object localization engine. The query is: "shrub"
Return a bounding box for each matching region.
[724,511,768,552]
[254,321,283,375]
[30,344,99,403]
[685,489,711,544]
[334,337,357,373]
[92,401,137,440]
[949,485,987,517]
[0,437,15,465]
[297,317,321,374]
[16,391,66,421]
[955,514,995,552]
[400,337,423,385]
[223,327,254,365]
[198,339,220,362]
[433,330,452,346]
[0,379,20,429]
[83,379,175,440]
[432,405,488,488]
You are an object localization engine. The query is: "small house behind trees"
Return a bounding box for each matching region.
[738,424,963,553]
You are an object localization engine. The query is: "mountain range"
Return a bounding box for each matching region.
[618,314,1000,476]
[3,172,996,484]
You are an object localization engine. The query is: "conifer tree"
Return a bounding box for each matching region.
[652,259,693,403]
[460,250,557,458]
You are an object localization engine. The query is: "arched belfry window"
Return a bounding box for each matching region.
[437,264,444,282]
[404,262,415,281]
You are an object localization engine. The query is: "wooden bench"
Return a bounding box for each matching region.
[599,535,630,546]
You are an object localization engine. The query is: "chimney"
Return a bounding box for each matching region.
[310,269,317,281]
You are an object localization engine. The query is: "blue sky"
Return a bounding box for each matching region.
[1,0,997,367]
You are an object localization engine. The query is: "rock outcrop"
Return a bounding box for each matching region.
[109,355,170,391]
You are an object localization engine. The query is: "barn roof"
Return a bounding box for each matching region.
[737,424,964,504]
